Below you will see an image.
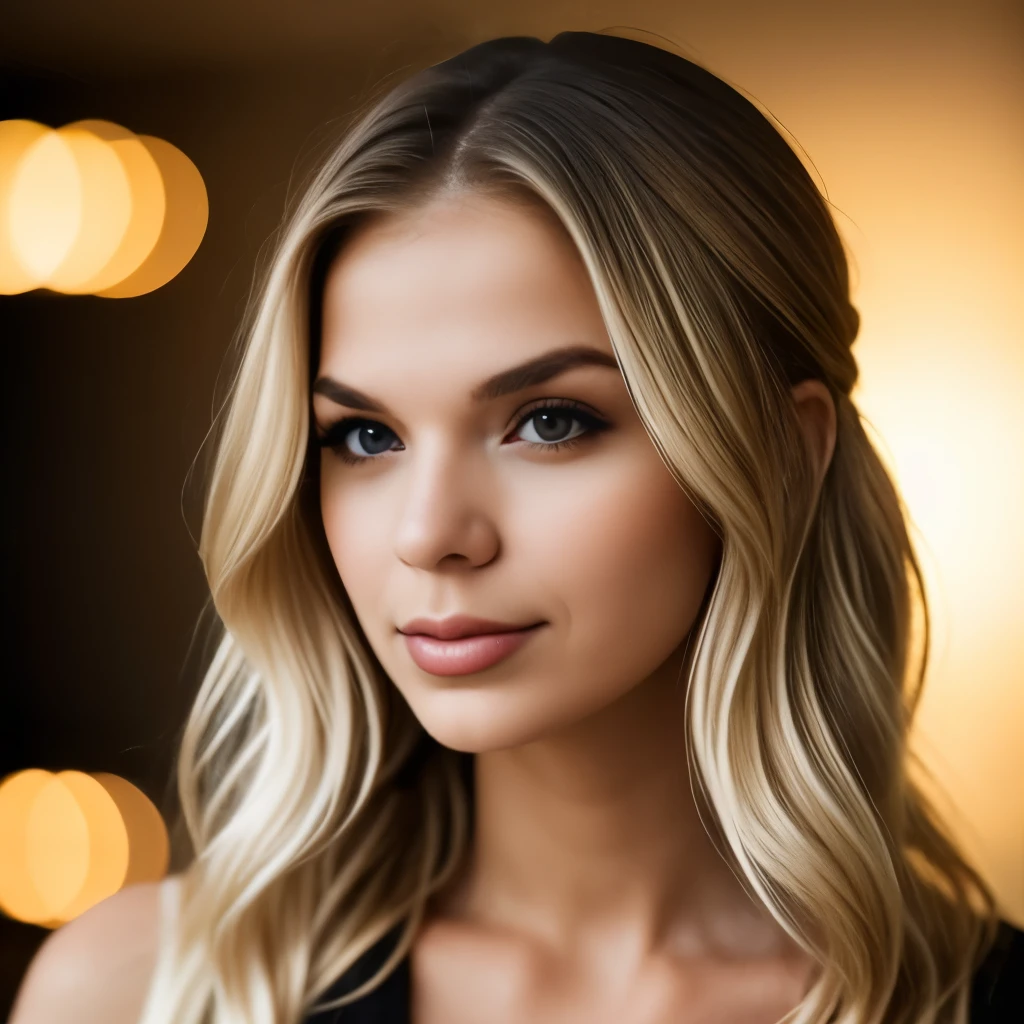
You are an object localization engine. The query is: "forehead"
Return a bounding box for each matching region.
[317,195,614,380]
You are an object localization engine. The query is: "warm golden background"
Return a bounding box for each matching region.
[1,0,1020,1009]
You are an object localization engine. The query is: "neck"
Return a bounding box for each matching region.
[430,648,791,962]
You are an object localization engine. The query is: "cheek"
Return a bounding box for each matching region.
[319,466,382,612]
[528,452,719,684]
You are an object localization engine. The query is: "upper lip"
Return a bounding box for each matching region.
[398,615,544,640]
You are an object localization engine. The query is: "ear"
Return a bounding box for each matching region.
[789,379,837,489]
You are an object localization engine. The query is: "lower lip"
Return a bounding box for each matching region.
[402,624,545,676]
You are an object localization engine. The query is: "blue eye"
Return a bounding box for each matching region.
[316,399,609,466]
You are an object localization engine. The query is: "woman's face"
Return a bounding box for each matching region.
[313,193,721,753]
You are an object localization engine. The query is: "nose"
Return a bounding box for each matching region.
[392,443,500,571]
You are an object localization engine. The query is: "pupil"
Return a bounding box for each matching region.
[536,411,569,442]
[361,425,391,455]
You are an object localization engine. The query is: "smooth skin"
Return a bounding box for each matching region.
[10,194,835,1024]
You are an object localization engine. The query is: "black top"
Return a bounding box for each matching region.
[306,918,1024,1023]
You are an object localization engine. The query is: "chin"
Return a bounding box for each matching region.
[407,692,545,753]
[398,682,626,754]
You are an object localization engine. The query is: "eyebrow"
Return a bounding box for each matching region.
[311,344,620,414]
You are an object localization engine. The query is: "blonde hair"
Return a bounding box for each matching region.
[140,30,1000,1024]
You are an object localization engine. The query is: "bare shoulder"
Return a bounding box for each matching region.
[9,875,181,1024]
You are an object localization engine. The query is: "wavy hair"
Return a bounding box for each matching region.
[138,30,1000,1024]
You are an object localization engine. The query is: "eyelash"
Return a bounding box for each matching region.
[316,399,610,466]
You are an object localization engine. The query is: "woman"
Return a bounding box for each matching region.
[12,29,1022,1024]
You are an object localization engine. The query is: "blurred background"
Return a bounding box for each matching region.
[1,0,1021,1014]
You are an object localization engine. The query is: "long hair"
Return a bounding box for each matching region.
[138,30,999,1024]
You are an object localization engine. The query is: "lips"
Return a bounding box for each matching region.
[401,622,546,676]
[399,614,543,641]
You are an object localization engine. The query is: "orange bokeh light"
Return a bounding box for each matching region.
[0,122,68,295]
[0,118,206,297]
[0,769,170,928]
